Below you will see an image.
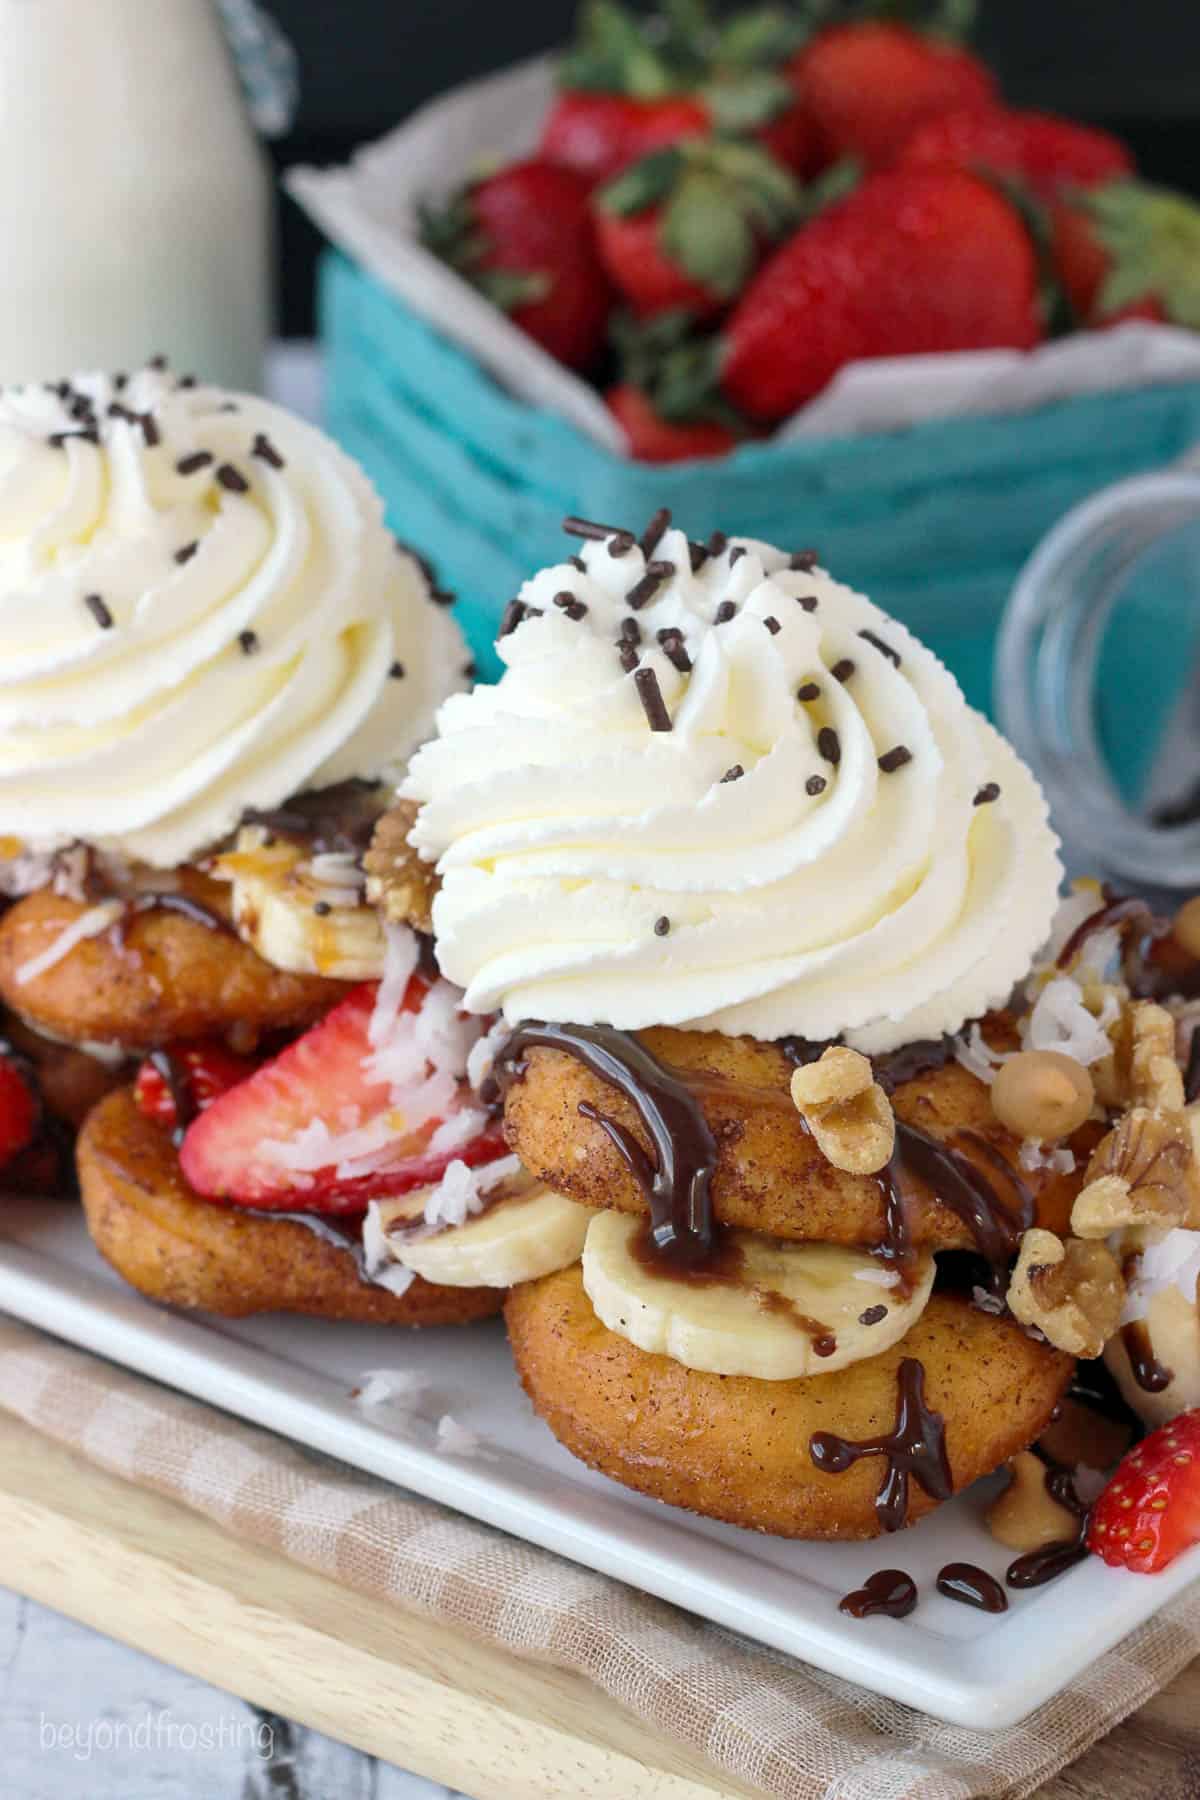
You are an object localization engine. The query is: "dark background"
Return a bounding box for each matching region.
[268,0,1200,334]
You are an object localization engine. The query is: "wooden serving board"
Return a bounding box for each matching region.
[0,1409,1196,1800]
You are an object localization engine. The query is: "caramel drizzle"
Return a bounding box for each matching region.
[810,1357,952,1533]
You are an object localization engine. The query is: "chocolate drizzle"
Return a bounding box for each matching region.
[629,1223,836,1354]
[146,1049,200,1144]
[810,1357,952,1533]
[838,1569,918,1619]
[936,1562,1007,1612]
[1057,895,1157,970]
[240,778,384,855]
[877,1121,1033,1293]
[491,1022,716,1264]
[1121,1320,1174,1394]
[1005,1464,1091,1588]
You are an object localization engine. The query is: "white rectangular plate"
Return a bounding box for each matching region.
[1,1197,1196,1730]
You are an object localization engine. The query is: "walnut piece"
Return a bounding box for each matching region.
[363,800,438,935]
[789,1046,894,1174]
[1071,1106,1192,1238]
[1094,1000,1184,1113]
[986,1450,1080,1552]
[1006,1228,1124,1358]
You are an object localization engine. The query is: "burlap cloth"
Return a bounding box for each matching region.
[1,1314,1196,1799]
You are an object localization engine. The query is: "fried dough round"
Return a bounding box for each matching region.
[0,874,342,1052]
[502,1021,1084,1251]
[505,1268,1071,1538]
[78,1088,502,1326]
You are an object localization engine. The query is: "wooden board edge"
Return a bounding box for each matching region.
[0,1412,762,1800]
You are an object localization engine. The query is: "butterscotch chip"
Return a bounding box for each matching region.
[1173,895,1200,960]
[364,800,438,934]
[986,1450,1079,1552]
[990,1050,1094,1142]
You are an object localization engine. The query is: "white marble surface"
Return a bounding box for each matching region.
[1,1587,463,1799]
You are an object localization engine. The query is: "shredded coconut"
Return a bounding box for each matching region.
[953,1021,1010,1085]
[436,1414,494,1459]
[353,1368,425,1409]
[367,923,420,1048]
[13,898,125,985]
[1021,975,1116,1066]
[972,1285,1007,1316]
[467,1014,510,1096]
[852,1266,900,1287]
[1121,1228,1200,1324]
[1038,885,1107,968]
[423,1152,521,1229]
[1018,1139,1076,1176]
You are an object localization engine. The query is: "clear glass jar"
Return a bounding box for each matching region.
[997,459,1200,893]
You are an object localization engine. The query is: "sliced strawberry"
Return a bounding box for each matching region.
[179,978,506,1213]
[0,1054,37,1166]
[1088,1409,1200,1573]
[134,1041,259,1133]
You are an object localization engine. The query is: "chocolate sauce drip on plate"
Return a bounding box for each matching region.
[629,1223,836,1355]
[838,1569,918,1619]
[492,1022,716,1264]
[1121,1320,1174,1394]
[810,1357,952,1533]
[1006,1464,1091,1589]
[936,1562,1007,1612]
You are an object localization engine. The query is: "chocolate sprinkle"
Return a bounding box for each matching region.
[656,628,692,672]
[48,428,99,447]
[859,1304,889,1327]
[832,658,855,683]
[174,540,199,565]
[618,616,641,646]
[654,916,671,937]
[625,560,673,610]
[175,450,213,475]
[707,530,728,556]
[618,643,641,673]
[974,782,1001,806]
[216,462,249,493]
[566,554,587,573]
[389,661,405,679]
[138,412,161,447]
[639,507,671,559]
[763,616,781,635]
[797,682,821,702]
[634,666,672,732]
[252,432,285,469]
[878,745,913,773]
[806,774,827,796]
[796,594,819,612]
[790,549,819,571]
[553,590,588,621]
[714,600,737,625]
[84,593,113,630]
[728,544,746,564]
[818,727,841,765]
[313,900,332,917]
[688,540,709,573]
[148,354,168,371]
[860,629,901,666]
[238,629,259,654]
[563,514,629,545]
[499,598,526,638]
[431,588,457,607]
[721,765,744,783]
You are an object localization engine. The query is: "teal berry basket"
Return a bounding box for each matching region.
[320,250,1200,717]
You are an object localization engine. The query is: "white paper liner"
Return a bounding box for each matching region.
[287,54,1200,455]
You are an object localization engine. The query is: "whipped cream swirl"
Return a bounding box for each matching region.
[404,524,1062,1051]
[0,367,465,866]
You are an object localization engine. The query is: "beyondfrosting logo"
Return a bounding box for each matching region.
[37,1707,275,1763]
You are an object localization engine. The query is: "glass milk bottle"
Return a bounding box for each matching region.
[0,0,274,390]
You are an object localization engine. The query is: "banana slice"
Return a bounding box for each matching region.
[369,1175,591,1289]
[214,827,385,980]
[581,1210,935,1380]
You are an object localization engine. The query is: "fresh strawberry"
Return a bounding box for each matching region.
[595,140,802,320]
[606,383,739,462]
[714,167,1042,422]
[134,1041,258,1134]
[420,159,611,370]
[788,22,996,171]
[180,979,506,1213]
[0,1054,37,1166]
[1088,1409,1200,1574]
[897,106,1133,196]
[540,92,711,188]
[1050,180,1200,328]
